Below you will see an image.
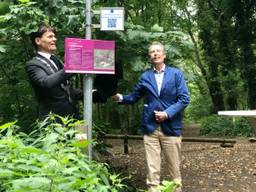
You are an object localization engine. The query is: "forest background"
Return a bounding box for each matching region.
[0,0,255,135]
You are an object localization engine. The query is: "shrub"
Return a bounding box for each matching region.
[157,180,179,192]
[200,115,253,137]
[0,116,125,192]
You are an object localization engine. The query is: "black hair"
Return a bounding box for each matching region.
[30,23,56,49]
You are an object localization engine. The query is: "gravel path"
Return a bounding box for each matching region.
[101,138,256,192]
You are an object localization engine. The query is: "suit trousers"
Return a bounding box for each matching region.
[144,127,182,192]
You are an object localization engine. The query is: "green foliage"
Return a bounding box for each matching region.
[0,1,46,127]
[0,1,10,15]
[156,180,179,192]
[200,115,253,137]
[34,0,85,36]
[195,0,256,110]
[184,83,212,123]
[0,117,125,191]
[1,2,46,35]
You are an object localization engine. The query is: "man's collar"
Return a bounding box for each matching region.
[154,64,165,73]
[37,51,51,60]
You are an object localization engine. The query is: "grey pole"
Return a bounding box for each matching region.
[84,0,93,161]
[85,0,92,40]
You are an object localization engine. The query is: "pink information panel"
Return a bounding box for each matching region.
[64,38,115,74]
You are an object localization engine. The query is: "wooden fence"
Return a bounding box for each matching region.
[99,134,236,154]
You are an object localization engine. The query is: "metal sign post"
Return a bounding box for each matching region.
[83,0,124,161]
[84,0,93,161]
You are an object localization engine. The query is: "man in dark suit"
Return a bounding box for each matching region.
[112,42,190,192]
[25,24,82,120]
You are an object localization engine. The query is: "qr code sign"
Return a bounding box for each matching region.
[108,18,117,28]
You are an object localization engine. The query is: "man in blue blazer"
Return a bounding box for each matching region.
[112,41,190,192]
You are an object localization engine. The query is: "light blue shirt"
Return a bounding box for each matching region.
[154,64,165,95]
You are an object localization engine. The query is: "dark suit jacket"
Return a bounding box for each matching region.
[25,54,82,120]
[121,65,190,136]
[93,62,123,102]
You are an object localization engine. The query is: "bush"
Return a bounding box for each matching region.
[0,116,125,192]
[200,115,253,137]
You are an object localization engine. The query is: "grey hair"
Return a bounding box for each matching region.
[148,41,166,54]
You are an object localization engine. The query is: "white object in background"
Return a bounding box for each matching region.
[218,110,256,116]
[75,134,88,140]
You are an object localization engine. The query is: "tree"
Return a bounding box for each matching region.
[194,0,255,111]
[232,0,256,108]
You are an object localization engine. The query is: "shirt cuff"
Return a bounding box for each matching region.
[117,93,123,102]
[163,111,168,119]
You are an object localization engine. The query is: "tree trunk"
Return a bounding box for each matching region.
[234,0,256,108]
[200,28,225,112]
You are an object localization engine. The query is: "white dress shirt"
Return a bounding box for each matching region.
[154,64,165,95]
[38,51,59,71]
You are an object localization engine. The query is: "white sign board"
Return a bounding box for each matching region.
[218,110,256,116]
[100,7,124,31]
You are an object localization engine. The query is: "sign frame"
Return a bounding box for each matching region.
[64,38,115,74]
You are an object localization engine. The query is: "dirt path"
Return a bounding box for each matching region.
[101,138,256,192]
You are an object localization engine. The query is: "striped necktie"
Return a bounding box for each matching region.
[50,55,60,71]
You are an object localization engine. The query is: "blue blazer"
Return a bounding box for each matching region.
[122,65,190,136]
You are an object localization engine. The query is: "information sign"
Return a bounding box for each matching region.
[100,7,124,31]
[64,38,115,74]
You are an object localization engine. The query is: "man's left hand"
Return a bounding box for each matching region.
[154,111,168,123]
